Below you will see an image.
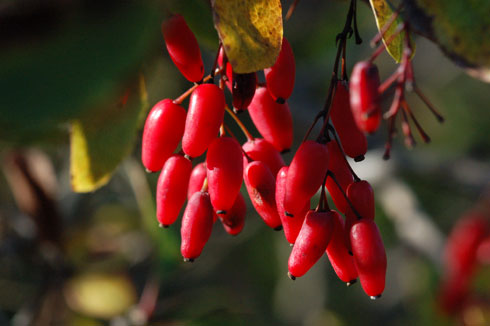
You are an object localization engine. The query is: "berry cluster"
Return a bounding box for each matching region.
[141,12,392,300]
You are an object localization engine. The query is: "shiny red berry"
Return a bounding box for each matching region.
[325,211,358,285]
[182,84,225,158]
[276,167,309,245]
[162,14,204,83]
[156,155,192,227]
[349,61,381,133]
[242,138,285,176]
[141,99,186,172]
[187,162,207,199]
[244,160,282,229]
[284,140,329,217]
[181,191,214,261]
[325,140,354,213]
[330,81,367,160]
[350,219,387,298]
[288,210,335,279]
[219,193,247,236]
[206,137,244,214]
[264,37,295,103]
[248,86,293,153]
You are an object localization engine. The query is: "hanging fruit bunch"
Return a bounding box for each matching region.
[140,0,447,300]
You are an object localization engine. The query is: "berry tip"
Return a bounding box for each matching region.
[370,294,382,300]
[354,155,365,162]
[346,279,357,287]
[287,272,296,280]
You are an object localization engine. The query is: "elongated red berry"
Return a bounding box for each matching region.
[331,81,367,161]
[276,167,309,244]
[444,212,488,277]
[264,37,295,103]
[187,163,207,199]
[326,211,358,285]
[349,61,381,133]
[288,210,334,279]
[242,138,285,176]
[162,14,204,83]
[206,137,243,214]
[284,140,329,217]
[232,72,257,112]
[220,193,246,236]
[156,155,192,227]
[350,219,387,298]
[344,180,375,252]
[325,140,354,213]
[346,180,375,220]
[248,87,293,152]
[142,99,186,172]
[182,84,225,158]
[244,160,282,229]
[181,191,214,261]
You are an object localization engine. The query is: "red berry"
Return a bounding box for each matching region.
[162,14,204,83]
[232,72,257,112]
[156,155,192,227]
[244,160,282,229]
[182,84,225,158]
[141,99,186,172]
[219,193,247,236]
[276,167,309,244]
[288,210,335,279]
[346,180,375,220]
[181,191,214,261]
[349,61,381,133]
[476,236,490,265]
[242,138,285,176]
[206,137,244,214]
[325,140,354,213]
[325,211,358,285]
[350,219,387,298]
[264,37,295,102]
[444,212,488,277]
[330,81,367,160]
[187,162,207,199]
[248,87,293,152]
[284,140,329,217]
[217,47,233,91]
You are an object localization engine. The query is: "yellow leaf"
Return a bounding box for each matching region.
[211,0,283,73]
[70,75,149,193]
[369,0,415,63]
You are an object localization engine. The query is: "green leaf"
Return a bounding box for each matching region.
[404,0,490,82]
[369,0,415,63]
[70,75,149,193]
[0,2,161,144]
[211,0,283,73]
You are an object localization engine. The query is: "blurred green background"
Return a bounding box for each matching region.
[0,0,489,325]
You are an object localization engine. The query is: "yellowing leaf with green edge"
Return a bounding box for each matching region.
[63,272,137,319]
[211,0,283,73]
[70,75,149,193]
[369,0,415,63]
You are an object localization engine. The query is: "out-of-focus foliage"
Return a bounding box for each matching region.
[0,0,489,325]
[70,75,149,192]
[403,0,490,82]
